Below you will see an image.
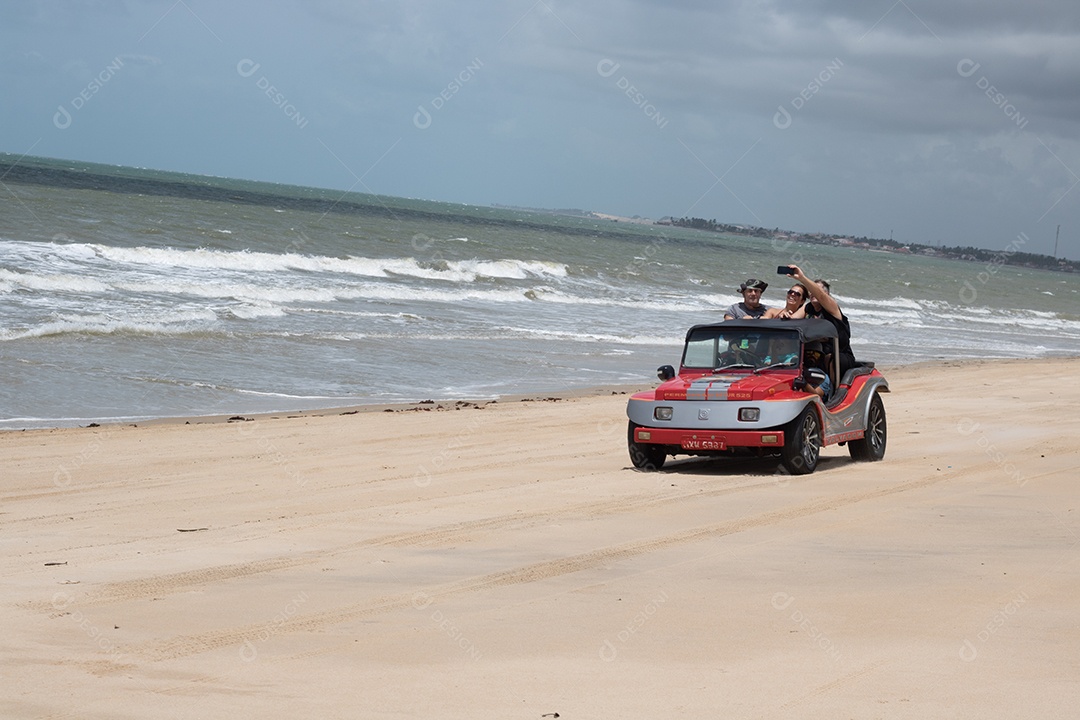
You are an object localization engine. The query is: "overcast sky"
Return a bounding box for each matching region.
[3,0,1080,259]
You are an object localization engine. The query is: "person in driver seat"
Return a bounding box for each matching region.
[719,334,759,366]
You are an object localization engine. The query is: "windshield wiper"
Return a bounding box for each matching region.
[754,361,797,374]
[713,363,755,372]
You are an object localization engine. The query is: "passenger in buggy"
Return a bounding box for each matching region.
[797,340,832,400]
[783,265,857,377]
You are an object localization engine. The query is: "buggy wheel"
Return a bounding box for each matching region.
[848,393,887,462]
[780,406,821,475]
[627,421,667,470]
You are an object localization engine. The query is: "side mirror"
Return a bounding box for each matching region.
[656,365,676,381]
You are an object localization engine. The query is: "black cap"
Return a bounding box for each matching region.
[739,279,768,292]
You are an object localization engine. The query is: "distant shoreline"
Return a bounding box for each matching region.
[495,209,1076,273]
[6,151,1071,270]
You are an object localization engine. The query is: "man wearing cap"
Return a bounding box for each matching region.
[724,279,770,320]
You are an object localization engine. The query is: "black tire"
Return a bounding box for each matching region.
[780,406,821,475]
[627,421,667,470]
[848,393,887,462]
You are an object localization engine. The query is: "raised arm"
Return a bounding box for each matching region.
[788,265,842,318]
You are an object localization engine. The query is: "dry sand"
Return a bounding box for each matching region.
[2,358,1078,719]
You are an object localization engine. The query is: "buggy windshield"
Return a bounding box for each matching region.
[683,327,801,372]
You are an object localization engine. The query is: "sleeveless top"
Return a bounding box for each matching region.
[804,303,856,373]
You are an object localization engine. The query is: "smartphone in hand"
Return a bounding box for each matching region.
[776,266,795,275]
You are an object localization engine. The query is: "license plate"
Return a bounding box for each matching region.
[681,437,724,450]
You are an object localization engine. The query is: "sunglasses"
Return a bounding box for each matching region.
[787,290,804,297]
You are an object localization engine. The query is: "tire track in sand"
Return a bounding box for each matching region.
[135,474,945,661]
[24,472,797,610]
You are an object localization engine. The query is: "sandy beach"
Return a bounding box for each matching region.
[3,357,1078,719]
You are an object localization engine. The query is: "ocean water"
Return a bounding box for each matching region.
[2,155,1079,429]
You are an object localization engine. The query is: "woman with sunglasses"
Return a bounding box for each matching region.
[785,264,857,378]
[764,284,808,319]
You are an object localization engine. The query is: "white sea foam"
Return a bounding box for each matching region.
[844,295,923,310]
[0,268,110,293]
[290,307,422,320]
[4,206,1079,429]
[228,303,287,319]
[450,258,567,280]
[115,278,349,304]
[81,243,569,283]
[92,244,411,277]
[2,309,218,340]
[496,326,680,346]
[526,287,710,313]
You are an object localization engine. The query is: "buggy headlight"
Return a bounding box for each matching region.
[654,406,673,421]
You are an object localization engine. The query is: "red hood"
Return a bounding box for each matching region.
[652,372,796,401]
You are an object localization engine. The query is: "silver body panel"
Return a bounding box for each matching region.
[628,375,889,440]
[627,394,811,430]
